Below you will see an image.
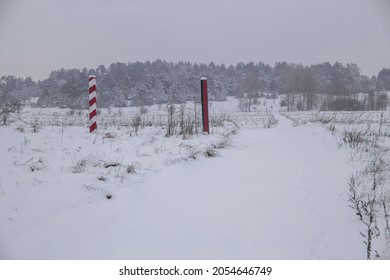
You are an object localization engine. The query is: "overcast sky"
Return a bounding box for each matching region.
[1,0,390,80]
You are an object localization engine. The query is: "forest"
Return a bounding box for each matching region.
[1,60,390,111]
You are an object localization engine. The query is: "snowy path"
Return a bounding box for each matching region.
[2,111,364,259]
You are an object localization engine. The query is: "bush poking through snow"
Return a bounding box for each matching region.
[326,123,336,135]
[348,174,363,220]
[165,104,176,137]
[29,157,46,172]
[14,124,26,133]
[126,163,137,174]
[0,106,16,126]
[72,159,87,173]
[342,128,367,149]
[31,118,41,133]
[131,114,142,136]
[103,161,120,168]
[383,200,390,239]
[213,138,230,150]
[204,147,219,158]
[103,132,115,139]
[348,169,382,259]
[97,176,107,181]
[262,113,278,129]
[82,184,103,193]
[347,149,389,259]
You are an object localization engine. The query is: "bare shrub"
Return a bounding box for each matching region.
[360,192,380,260]
[72,159,87,173]
[178,103,191,137]
[66,109,76,116]
[153,142,166,154]
[177,104,196,138]
[165,103,176,137]
[262,113,278,129]
[238,97,251,112]
[29,157,47,172]
[348,174,363,220]
[317,113,337,124]
[204,147,219,157]
[31,118,41,133]
[97,176,107,181]
[15,124,26,133]
[347,152,389,259]
[184,145,201,160]
[181,115,195,138]
[103,132,115,139]
[210,112,232,127]
[126,162,138,174]
[103,161,120,168]
[342,128,367,149]
[82,184,103,192]
[326,123,336,135]
[192,99,201,134]
[348,172,380,259]
[22,136,30,152]
[140,106,148,115]
[131,114,142,135]
[213,137,231,150]
[0,106,14,125]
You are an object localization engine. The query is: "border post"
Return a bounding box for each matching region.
[88,75,97,133]
[201,77,209,134]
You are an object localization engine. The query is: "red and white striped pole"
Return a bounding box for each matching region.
[88,75,97,133]
[201,77,209,133]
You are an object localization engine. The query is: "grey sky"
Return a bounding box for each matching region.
[1,0,390,80]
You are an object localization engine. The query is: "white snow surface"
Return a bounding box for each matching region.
[0,100,365,259]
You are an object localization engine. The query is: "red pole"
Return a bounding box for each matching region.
[201,77,209,133]
[88,75,97,133]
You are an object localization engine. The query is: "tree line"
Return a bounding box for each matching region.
[1,60,390,111]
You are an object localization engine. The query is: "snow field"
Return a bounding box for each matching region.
[283,110,390,259]
[0,98,277,258]
[14,97,276,130]
[0,98,377,259]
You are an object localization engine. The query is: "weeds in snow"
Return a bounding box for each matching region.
[29,157,47,172]
[286,110,390,258]
[262,113,278,129]
[31,118,41,133]
[97,176,107,181]
[204,147,219,157]
[126,163,138,174]
[72,159,87,173]
[82,184,103,193]
[342,128,367,149]
[14,124,26,133]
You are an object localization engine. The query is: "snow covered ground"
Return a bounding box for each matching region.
[0,99,376,259]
